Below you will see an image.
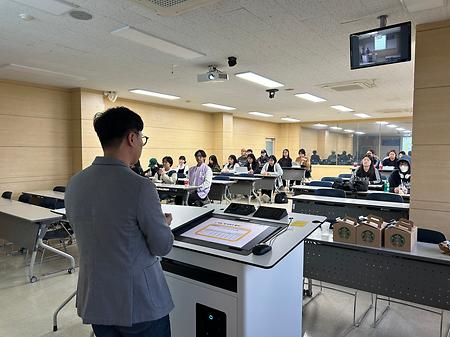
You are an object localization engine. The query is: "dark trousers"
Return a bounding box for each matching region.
[261,189,273,198]
[92,315,170,337]
[188,192,207,206]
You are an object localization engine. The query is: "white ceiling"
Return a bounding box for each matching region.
[1,0,449,123]
[304,119,413,135]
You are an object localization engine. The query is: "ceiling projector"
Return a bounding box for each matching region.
[197,65,229,83]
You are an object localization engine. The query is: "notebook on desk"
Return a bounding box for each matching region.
[235,166,249,174]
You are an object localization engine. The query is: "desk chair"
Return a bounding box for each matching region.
[315,188,346,198]
[213,176,230,181]
[321,176,343,183]
[18,193,31,204]
[380,175,388,181]
[374,229,448,337]
[309,180,333,187]
[366,192,403,203]
[53,186,66,192]
[338,173,352,179]
[1,191,12,199]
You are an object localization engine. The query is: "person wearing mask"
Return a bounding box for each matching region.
[237,148,248,167]
[257,149,269,168]
[246,153,259,174]
[310,150,321,165]
[381,149,398,168]
[65,106,173,337]
[278,149,293,168]
[221,155,239,173]
[261,155,284,201]
[388,155,411,194]
[188,149,213,206]
[156,156,177,184]
[350,155,382,185]
[208,155,221,173]
[295,148,311,179]
[174,155,189,178]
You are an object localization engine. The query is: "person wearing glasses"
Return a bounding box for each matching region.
[188,149,213,206]
[65,106,174,337]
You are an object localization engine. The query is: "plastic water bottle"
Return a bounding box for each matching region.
[384,180,389,192]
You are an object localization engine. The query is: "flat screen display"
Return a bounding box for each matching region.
[350,22,411,70]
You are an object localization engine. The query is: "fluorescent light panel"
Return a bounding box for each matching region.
[295,93,326,103]
[331,105,354,112]
[0,63,86,81]
[281,117,301,122]
[129,89,180,100]
[355,131,365,135]
[235,72,284,88]
[201,103,236,111]
[313,123,328,128]
[248,112,273,117]
[13,0,75,15]
[344,129,354,133]
[354,113,371,118]
[111,26,205,60]
[376,121,389,125]
[387,124,398,128]
[396,127,405,131]
[330,126,343,130]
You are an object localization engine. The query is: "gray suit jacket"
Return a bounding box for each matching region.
[65,156,174,326]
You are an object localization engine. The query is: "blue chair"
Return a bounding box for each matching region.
[1,191,12,199]
[315,188,346,198]
[338,174,352,179]
[309,180,333,187]
[18,193,31,204]
[213,176,230,181]
[218,172,235,176]
[417,228,446,244]
[321,176,343,183]
[366,193,403,203]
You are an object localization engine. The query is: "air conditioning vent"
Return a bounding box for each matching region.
[320,79,376,92]
[130,0,219,16]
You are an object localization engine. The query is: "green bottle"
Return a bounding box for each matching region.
[384,180,389,192]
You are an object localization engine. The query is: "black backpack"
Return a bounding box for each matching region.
[351,178,369,192]
[274,192,288,204]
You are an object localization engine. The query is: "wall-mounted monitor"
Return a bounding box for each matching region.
[350,22,411,70]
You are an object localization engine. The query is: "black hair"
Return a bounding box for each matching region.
[93,106,143,149]
[358,154,375,176]
[228,155,237,165]
[388,149,397,156]
[179,155,186,162]
[282,148,290,158]
[312,150,317,154]
[209,155,219,166]
[260,149,267,154]
[247,153,256,162]
[269,155,277,163]
[298,148,306,156]
[162,156,173,166]
[194,149,207,158]
[246,149,253,153]
[398,151,406,156]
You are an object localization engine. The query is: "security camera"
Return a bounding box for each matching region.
[227,56,237,67]
[266,88,279,99]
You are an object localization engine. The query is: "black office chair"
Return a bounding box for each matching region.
[366,192,403,203]
[321,176,343,183]
[309,180,333,187]
[315,188,346,198]
[213,176,230,181]
[18,193,31,204]
[417,228,446,244]
[1,191,12,199]
[338,174,352,179]
[53,186,66,192]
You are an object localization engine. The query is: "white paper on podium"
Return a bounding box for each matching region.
[180,217,269,248]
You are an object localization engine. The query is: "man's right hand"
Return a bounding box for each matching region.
[164,213,173,226]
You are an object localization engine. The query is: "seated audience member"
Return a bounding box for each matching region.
[130,160,144,176]
[221,155,239,173]
[398,150,406,158]
[246,149,253,156]
[208,155,221,173]
[188,150,212,206]
[261,155,284,200]
[174,155,189,177]
[278,149,293,168]
[295,148,311,179]
[327,151,337,164]
[388,155,411,194]
[156,156,177,184]
[338,151,350,165]
[246,153,259,174]
[146,158,160,177]
[366,149,379,167]
[381,149,398,168]
[257,149,269,167]
[350,155,382,185]
[237,148,248,167]
[310,150,321,165]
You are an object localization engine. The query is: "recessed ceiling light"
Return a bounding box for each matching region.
[354,113,371,118]
[387,124,398,128]
[355,131,365,135]
[330,126,343,130]
[201,103,236,111]
[248,111,273,117]
[376,121,389,125]
[403,130,411,133]
[129,89,180,100]
[313,123,328,128]
[235,72,284,88]
[344,129,354,133]
[295,93,326,103]
[396,127,405,131]
[331,105,354,112]
[281,117,301,122]
[13,0,76,15]
[111,26,205,60]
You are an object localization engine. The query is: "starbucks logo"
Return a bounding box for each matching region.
[390,234,405,247]
[338,227,351,239]
[361,230,375,242]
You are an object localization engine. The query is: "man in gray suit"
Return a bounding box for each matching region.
[65,106,174,337]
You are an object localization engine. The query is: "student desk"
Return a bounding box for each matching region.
[305,226,450,337]
[153,182,199,205]
[289,194,409,221]
[227,176,262,203]
[0,198,74,283]
[253,174,278,191]
[208,179,236,203]
[281,167,306,188]
[23,190,65,200]
[292,185,410,201]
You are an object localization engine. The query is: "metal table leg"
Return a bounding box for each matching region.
[53,290,77,331]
